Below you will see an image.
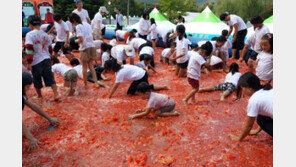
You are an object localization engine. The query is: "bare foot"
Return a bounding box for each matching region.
[173,110,180,116]
[65,88,71,96]
[220,96,225,101]
[164,86,171,90]
[229,57,235,59]
[73,89,79,96]
[182,99,188,106]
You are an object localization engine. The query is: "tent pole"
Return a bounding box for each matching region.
[127,0,130,25]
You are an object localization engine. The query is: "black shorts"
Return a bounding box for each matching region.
[101,27,106,36]
[31,59,56,89]
[116,23,123,31]
[177,60,189,69]
[139,34,147,40]
[53,42,69,54]
[138,43,147,54]
[232,29,247,50]
[127,72,154,95]
[244,49,258,64]
[69,37,79,50]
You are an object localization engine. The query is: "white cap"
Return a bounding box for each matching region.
[124,45,134,57]
[99,6,109,14]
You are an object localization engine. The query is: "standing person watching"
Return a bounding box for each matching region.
[45,8,54,26]
[92,6,108,40]
[220,12,247,60]
[115,8,124,31]
[72,0,91,24]
[138,12,150,40]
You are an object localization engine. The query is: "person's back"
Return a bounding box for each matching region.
[224,72,242,87]
[130,38,147,49]
[248,89,273,119]
[229,14,247,31]
[115,64,146,83]
[76,22,94,50]
[52,63,72,77]
[253,25,270,53]
[25,29,52,66]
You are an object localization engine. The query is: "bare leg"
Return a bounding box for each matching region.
[65,53,72,62]
[198,87,215,93]
[239,50,243,60]
[247,59,255,72]
[178,68,187,78]
[230,49,237,59]
[35,87,42,98]
[87,61,100,88]
[153,85,170,90]
[174,65,180,76]
[82,61,88,86]
[183,88,198,105]
[97,81,110,88]
[64,81,71,96]
[155,110,180,117]
[51,84,60,100]
[220,90,231,101]
[71,81,79,96]
[191,93,196,103]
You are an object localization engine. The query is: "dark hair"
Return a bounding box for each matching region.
[150,18,156,25]
[112,35,116,39]
[170,42,176,47]
[129,32,135,40]
[250,15,263,24]
[22,72,33,96]
[176,25,186,40]
[192,44,199,50]
[53,13,62,22]
[68,13,82,24]
[220,12,229,21]
[261,33,273,54]
[236,72,272,98]
[101,43,113,52]
[142,54,152,61]
[51,56,60,65]
[229,62,239,75]
[47,8,50,11]
[27,15,41,26]
[104,59,122,72]
[137,82,152,93]
[142,12,149,20]
[70,58,80,66]
[177,15,185,23]
[217,36,227,42]
[222,30,228,37]
[200,41,213,56]
[145,41,153,47]
[211,37,218,41]
[131,29,137,33]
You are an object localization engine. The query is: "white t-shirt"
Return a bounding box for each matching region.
[147,92,175,110]
[129,38,147,49]
[109,39,117,47]
[245,33,256,50]
[76,22,95,50]
[161,29,173,42]
[73,65,83,79]
[40,24,49,32]
[22,64,32,74]
[222,39,232,50]
[247,89,273,119]
[253,25,270,53]
[139,46,154,56]
[138,18,150,36]
[66,21,72,33]
[94,40,103,49]
[256,51,273,81]
[176,36,191,63]
[209,56,223,66]
[187,51,206,80]
[135,61,146,69]
[73,9,90,23]
[116,30,127,39]
[92,12,105,29]
[150,24,157,40]
[228,15,247,31]
[101,52,110,67]
[161,48,172,58]
[54,21,69,42]
[51,63,72,76]
[25,30,52,66]
[111,45,135,63]
[224,72,242,87]
[115,64,146,83]
[177,22,184,26]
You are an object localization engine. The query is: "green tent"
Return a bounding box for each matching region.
[264,15,273,24]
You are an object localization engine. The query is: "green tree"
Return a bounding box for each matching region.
[157,0,187,24]
[213,0,273,22]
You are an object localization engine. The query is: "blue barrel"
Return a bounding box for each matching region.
[22,27,31,37]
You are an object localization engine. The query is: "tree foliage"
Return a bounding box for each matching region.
[157,0,187,24]
[213,0,273,22]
